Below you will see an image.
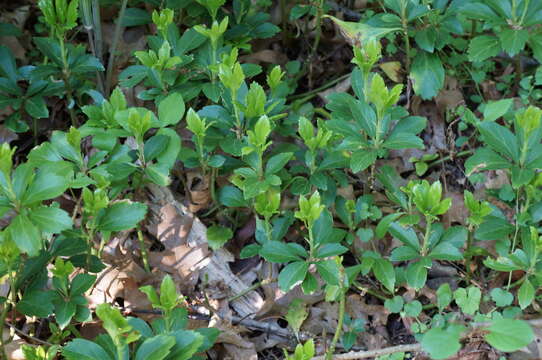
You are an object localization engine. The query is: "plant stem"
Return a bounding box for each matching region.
[400,0,411,74]
[137,227,151,273]
[228,278,274,302]
[326,267,346,360]
[59,37,77,126]
[288,73,350,102]
[420,217,432,256]
[465,225,474,281]
[105,0,128,96]
[0,270,16,359]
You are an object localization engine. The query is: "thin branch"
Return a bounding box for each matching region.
[316,318,542,359]
[5,322,54,347]
[312,343,422,360]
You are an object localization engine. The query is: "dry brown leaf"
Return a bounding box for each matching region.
[379,61,403,82]
[436,77,464,113]
[241,49,288,65]
[186,171,212,212]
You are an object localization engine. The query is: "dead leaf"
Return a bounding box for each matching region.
[241,49,288,65]
[186,171,211,213]
[146,184,264,317]
[379,61,402,82]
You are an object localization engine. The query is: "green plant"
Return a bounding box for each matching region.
[326,41,426,186]
[327,0,466,99]
[62,275,218,360]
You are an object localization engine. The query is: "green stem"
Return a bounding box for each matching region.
[465,225,474,281]
[326,267,345,360]
[59,37,77,126]
[294,0,325,84]
[420,218,432,256]
[228,278,274,302]
[137,228,151,273]
[105,0,128,96]
[400,0,411,73]
[288,73,350,102]
[0,271,14,359]
[507,188,522,289]
[427,150,474,169]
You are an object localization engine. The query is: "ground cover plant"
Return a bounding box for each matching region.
[0,0,542,359]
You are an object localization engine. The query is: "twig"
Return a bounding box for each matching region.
[5,322,54,347]
[316,318,542,360]
[313,343,421,360]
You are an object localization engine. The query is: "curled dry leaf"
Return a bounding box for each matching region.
[211,317,258,360]
[186,171,212,213]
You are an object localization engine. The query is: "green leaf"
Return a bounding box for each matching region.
[518,279,535,309]
[484,319,534,352]
[71,273,97,295]
[498,28,529,57]
[421,327,461,359]
[95,201,147,232]
[206,225,233,250]
[63,339,113,360]
[261,241,304,263]
[265,152,293,175]
[350,149,377,173]
[324,15,400,43]
[158,92,185,127]
[121,8,152,26]
[454,286,481,315]
[403,300,422,317]
[9,214,41,255]
[388,222,420,250]
[474,216,514,241]
[384,295,404,313]
[483,99,513,122]
[406,261,427,290]
[23,166,72,204]
[376,213,403,239]
[465,148,512,174]
[29,206,73,234]
[383,132,424,150]
[436,283,452,311]
[373,258,395,293]
[478,121,519,161]
[16,291,53,318]
[278,261,309,291]
[135,335,176,360]
[54,300,76,329]
[25,96,49,119]
[315,243,348,258]
[490,288,513,307]
[169,330,205,360]
[410,52,444,100]
[468,35,501,62]
[218,186,247,207]
[316,260,340,286]
[285,299,308,336]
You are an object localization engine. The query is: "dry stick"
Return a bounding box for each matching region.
[313,343,422,360]
[105,0,128,96]
[317,318,542,360]
[4,322,54,347]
